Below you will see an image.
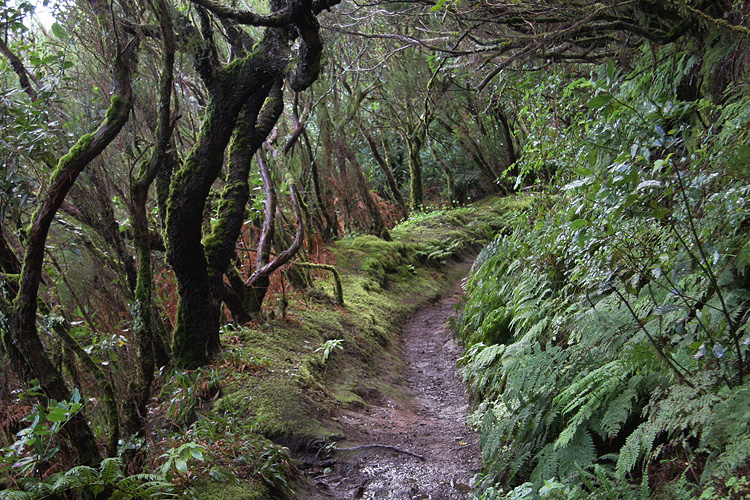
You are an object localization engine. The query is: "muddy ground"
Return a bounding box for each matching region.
[296,261,480,500]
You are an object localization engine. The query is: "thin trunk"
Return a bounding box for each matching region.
[430,145,456,208]
[245,179,305,313]
[127,0,175,440]
[405,123,426,211]
[495,109,518,177]
[52,320,119,458]
[337,138,390,240]
[0,37,38,101]
[302,129,338,241]
[361,128,406,217]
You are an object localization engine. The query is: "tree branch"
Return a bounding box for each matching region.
[0,37,37,101]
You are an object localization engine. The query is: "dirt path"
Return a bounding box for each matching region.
[297,261,480,499]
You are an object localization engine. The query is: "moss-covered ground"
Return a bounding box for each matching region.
[173,195,531,499]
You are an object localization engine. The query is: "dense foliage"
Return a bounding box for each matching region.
[457,16,750,500]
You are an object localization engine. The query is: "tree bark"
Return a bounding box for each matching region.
[430,144,456,208]
[337,138,391,240]
[404,122,426,211]
[167,0,335,368]
[0,37,37,101]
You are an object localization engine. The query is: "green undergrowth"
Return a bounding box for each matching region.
[392,196,532,266]
[458,38,750,500]
[177,195,522,500]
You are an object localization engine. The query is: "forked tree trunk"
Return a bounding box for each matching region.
[166,0,335,368]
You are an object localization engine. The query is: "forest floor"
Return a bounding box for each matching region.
[296,259,480,500]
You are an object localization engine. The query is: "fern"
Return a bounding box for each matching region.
[699,382,750,481]
[0,458,174,500]
[553,361,629,449]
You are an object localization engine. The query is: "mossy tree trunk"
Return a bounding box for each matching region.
[126,0,175,442]
[166,0,336,369]
[2,0,134,466]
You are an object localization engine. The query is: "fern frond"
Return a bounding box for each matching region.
[100,457,123,484]
[617,423,656,477]
[0,490,35,500]
[599,381,638,437]
[558,429,596,479]
[113,475,175,499]
[553,360,630,448]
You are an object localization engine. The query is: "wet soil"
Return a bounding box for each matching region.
[297,260,480,500]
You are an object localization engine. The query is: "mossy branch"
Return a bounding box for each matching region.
[685,5,750,37]
[294,262,343,306]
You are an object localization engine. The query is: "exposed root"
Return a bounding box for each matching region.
[334,444,426,461]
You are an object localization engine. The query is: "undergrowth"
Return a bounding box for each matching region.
[459,32,750,500]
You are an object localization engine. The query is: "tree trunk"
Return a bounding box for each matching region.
[126,0,175,441]
[166,0,334,368]
[405,123,426,211]
[337,138,391,240]
[430,144,456,208]
[166,71,278,369]
[362,128,407,217]
[302,130,338,241]
[11,0,134,462]
[495,109,518,179]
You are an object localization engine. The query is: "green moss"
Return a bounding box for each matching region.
[188,478,270,500]
[391,194,537,263]
[21,133,97,240]
[331,385,366,406]
[104,95,124,124]
[58,133,95,170]
[335,235,412,287]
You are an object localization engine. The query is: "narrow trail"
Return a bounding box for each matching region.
[298,260,480,499]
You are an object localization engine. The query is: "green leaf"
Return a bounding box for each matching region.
[637,180,662,190]
[46,408,68,422]
[50,22,68,39]
[563,178,591,190]
[174,459,188,474]
[569,219,590,230]
[587,94,613,109]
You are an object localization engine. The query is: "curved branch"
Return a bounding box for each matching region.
[248,180,304,285]
[254,152,277,272]
[0,37,37,101]
[188,0,292,27]
[12,0,134,465]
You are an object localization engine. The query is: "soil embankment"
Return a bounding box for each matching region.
[298,260,480,499]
